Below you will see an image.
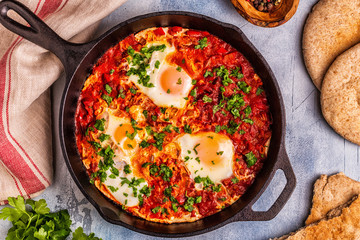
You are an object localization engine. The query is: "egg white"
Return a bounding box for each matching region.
[104,166,148,207]
[97,109,148,206]
[128,42,193,108]
[98,109,141,162]
[177,132,234,185]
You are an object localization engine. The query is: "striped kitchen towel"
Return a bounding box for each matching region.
[0,0,127,204]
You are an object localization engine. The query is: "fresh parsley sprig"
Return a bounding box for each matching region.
[0,196,102,240]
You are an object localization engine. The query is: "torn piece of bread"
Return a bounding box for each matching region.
[320,43,360,146]
[272,195,360,240]
[302,0,360,90]
[306,172,360,225]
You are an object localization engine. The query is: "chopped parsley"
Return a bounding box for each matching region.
[141,162,151,168]
[164,186,172,197]
[212,184,221,192]
[244,106,252,117]
[231,177,239,184]
[129,88,137,94]
[145,126,153,135]
[155,60,160,69]
[204,70,213,77]
[230,67,243,79]
[176,78,182,85]
[161,208,169,215]
[167,89,171,94]
[172,126,180,133]
[183,197,195,212]
[202,95,212,103]
[152,206,161,214]
[126,45,166,88]
[85,126,94,136]
[176,66,182,72]
[215,125,221,133]
[193,143,200,155]
[109,69,115,75]
[190,87,197,97]
[105,84,112,94]
[163,124,172,133]
[94,119,106,131]
[221,120,240,135]
[256,87,264,95]
[194,176,215,189]
[237,81,251,94]
[142,110,148,118]
[172,203,178,212]
[118,88,125,99]
[149,164,159,175]
[191,79,197,85]
[226,93,245,118]
[140,185,152,197]
[101,94,113,106]
[216,151,224,155]
[245,151,257,167]
[152,132,166,150]
[149,163,173,181]
[107,185,118,192]
[89,141,101,150]
[214,65,233,86]
[99,133,110,142]
[124,164,132,174]
[184,124,192,134]
[195,37,208,50]
[243,118,254,125]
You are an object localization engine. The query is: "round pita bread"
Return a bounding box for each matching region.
[303,0,360,90]
[321,43,360,145]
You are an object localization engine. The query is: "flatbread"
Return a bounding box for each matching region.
[303,0,360,90]
[306,172,360,225]
[272,195,360,240]
[320,43,360,145]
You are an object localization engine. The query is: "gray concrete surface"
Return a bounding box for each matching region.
[2,0,360,239]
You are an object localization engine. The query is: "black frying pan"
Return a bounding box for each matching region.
[0,0,296,237]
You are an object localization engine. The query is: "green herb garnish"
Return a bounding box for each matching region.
[195,37,208,50]
[245,151,257,167]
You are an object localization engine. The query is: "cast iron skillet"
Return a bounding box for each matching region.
[0,0,296,237]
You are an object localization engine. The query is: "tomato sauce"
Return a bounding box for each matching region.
[75,27,271,223]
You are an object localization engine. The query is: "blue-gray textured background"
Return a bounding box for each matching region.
[2,0,360,239]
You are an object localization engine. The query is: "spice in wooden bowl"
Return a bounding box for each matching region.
[231,0,298,27]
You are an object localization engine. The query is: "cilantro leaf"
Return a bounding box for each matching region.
[104,84,112,94]
[195,37,208,50]
[72,227,102,240]
[101,94,112,106]
[245,151,258,167]
[0,196,75,240]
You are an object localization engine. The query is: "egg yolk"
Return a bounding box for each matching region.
[114,124,136,150]
[159,65,190,95]
[196,135,226,167]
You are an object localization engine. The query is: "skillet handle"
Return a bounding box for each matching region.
[0,0,94,77]
[234,146,296,221]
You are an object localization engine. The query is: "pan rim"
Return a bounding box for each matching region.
[59,11,289,238]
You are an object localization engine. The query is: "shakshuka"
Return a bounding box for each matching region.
[75,27,272,223]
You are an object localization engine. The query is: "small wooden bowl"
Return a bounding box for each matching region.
[231,0,299,27]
